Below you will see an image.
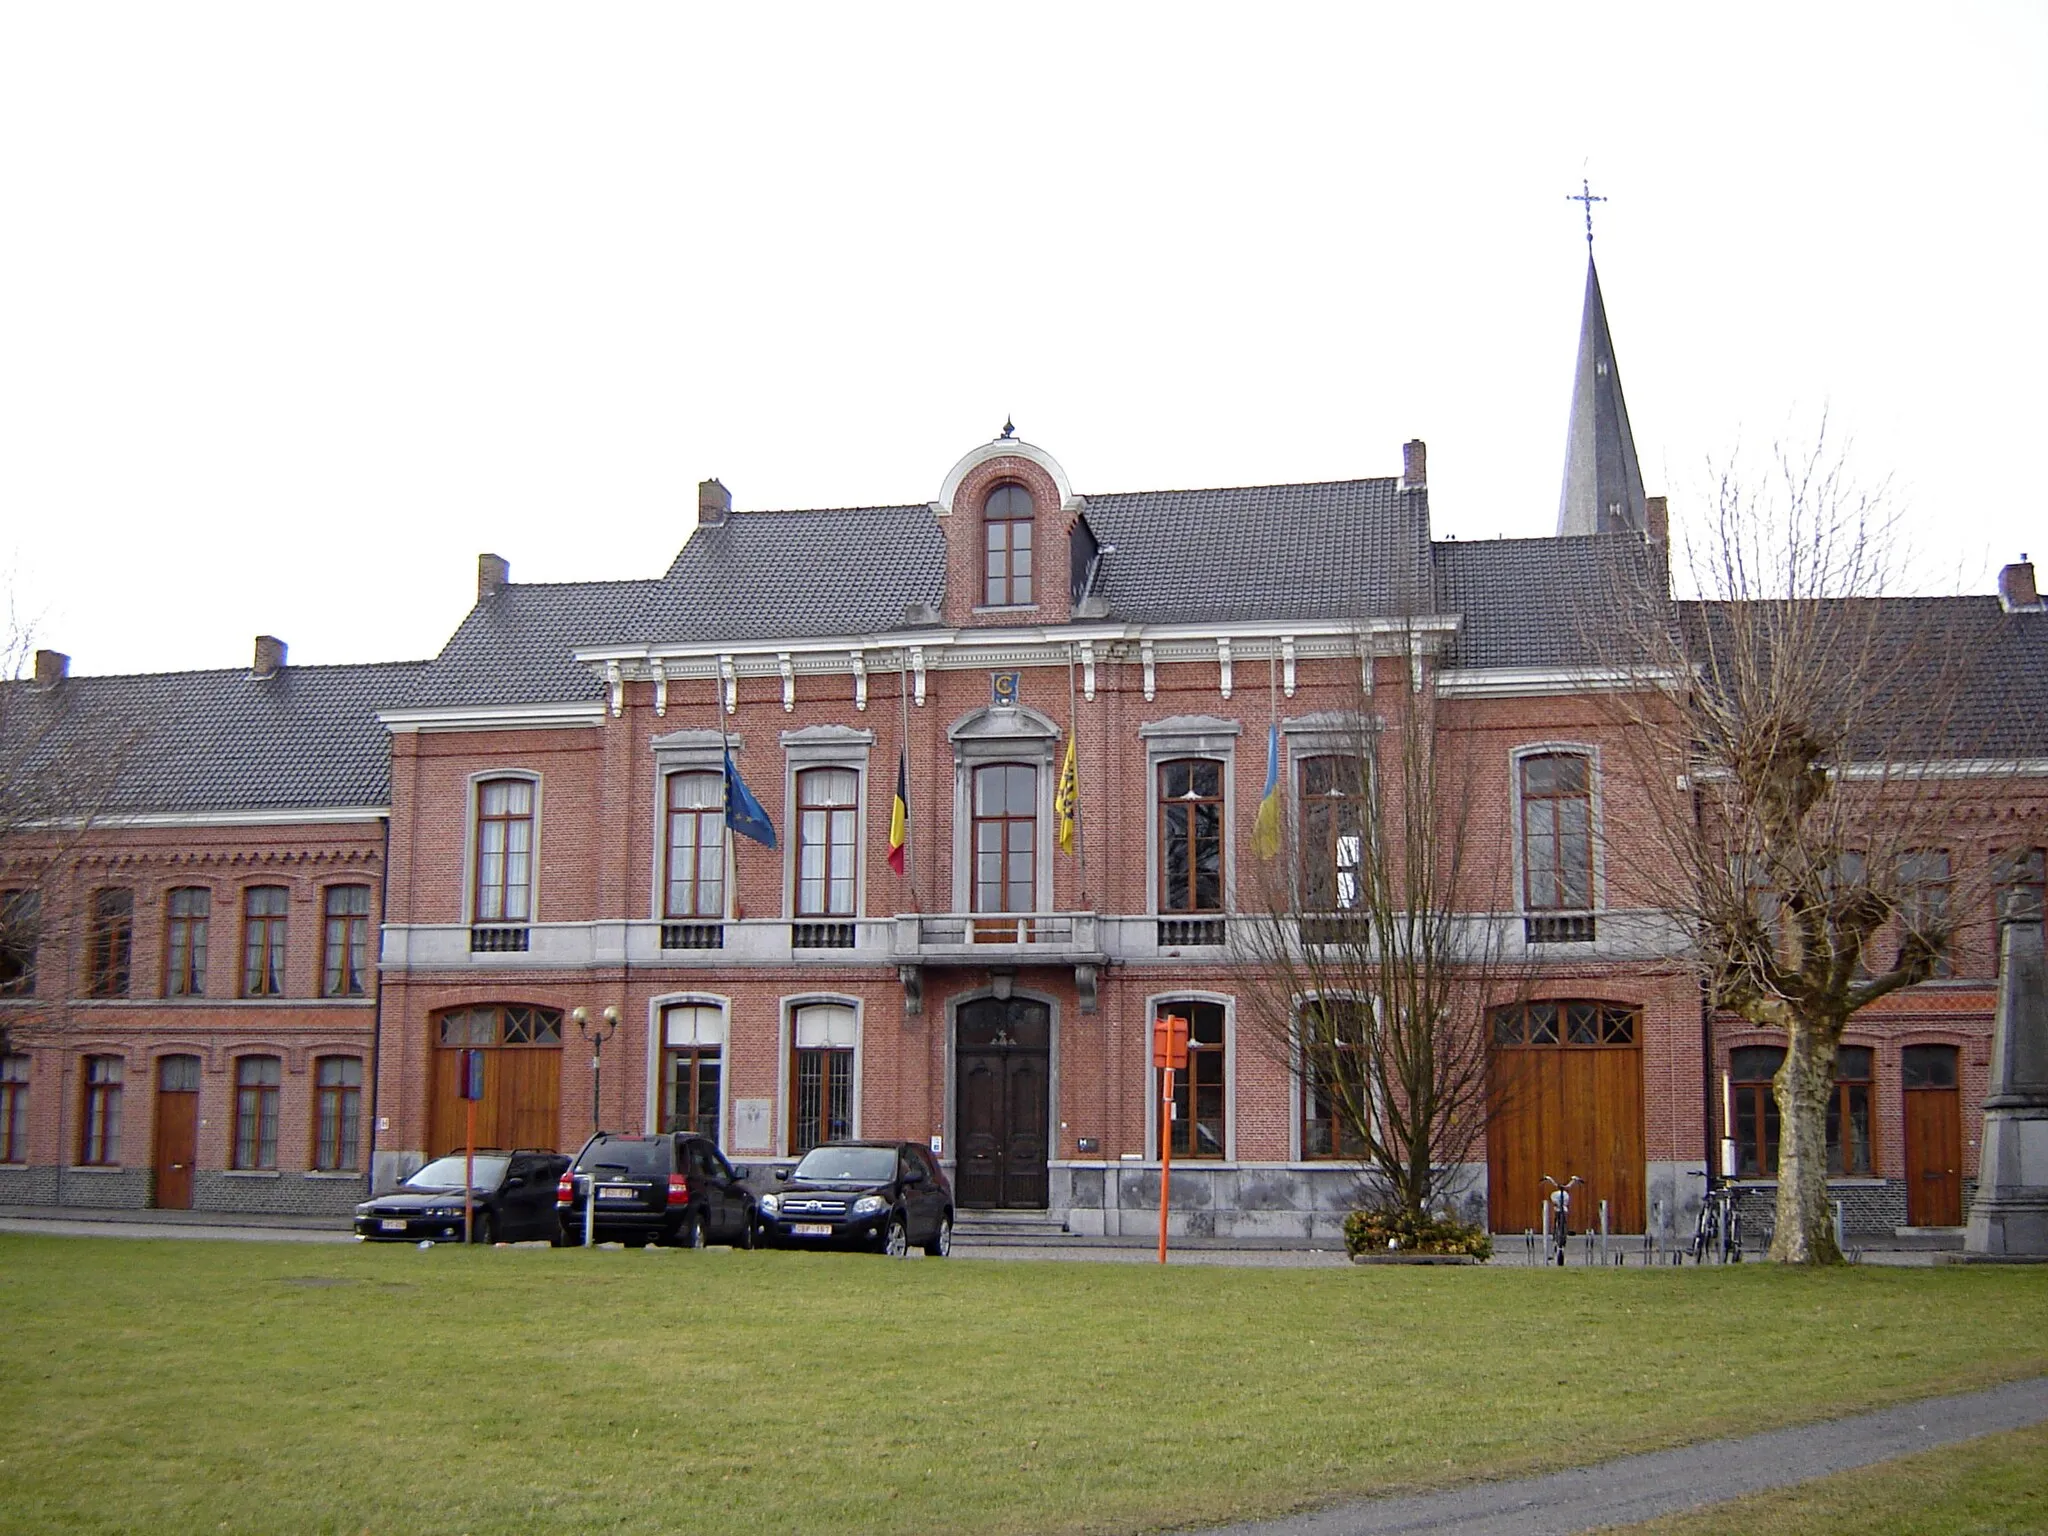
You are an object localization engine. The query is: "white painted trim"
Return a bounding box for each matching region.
[1435,666,1685,698]
[1141,990,1236,1164]
[779,994,865,1156]
[380,701,605,734]
[936,438,1077,513]
[642,992,732,1148]
[45,806,390,829]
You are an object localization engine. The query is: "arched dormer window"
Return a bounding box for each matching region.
[983,483,1033,606]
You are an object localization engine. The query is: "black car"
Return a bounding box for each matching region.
[557,1131,758,1248]
[757,1141,953,1256]
[355,1149,570,1244]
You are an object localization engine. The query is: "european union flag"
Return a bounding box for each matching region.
[724,749,777,849]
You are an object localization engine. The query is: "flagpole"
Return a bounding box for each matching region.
[1067,645,1087,903]
[899,649,916,905]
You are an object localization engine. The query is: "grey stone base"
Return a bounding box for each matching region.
[1724,1179,1958,1243]
[0,1166,63,1205]
[0,1166,366,1217]
[1965,1110,2048,1256]
[1051,1161,1489,1242]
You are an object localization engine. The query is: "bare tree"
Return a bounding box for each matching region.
[1230,634,1527,1225]
[1608,432,2021,1263]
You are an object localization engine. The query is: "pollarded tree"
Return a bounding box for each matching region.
[1609,433,2033,1263]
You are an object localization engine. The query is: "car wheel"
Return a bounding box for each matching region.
[687,1213,708,1250]
[922,1213,952,1258]
[473,1212,496,1246]
[737,1213,757,1251]
[884,1214,909,1258]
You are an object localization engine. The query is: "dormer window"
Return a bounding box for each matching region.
[983,483,1033,606]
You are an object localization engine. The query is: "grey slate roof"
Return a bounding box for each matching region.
[1434,533,1668,669]
[2,661,425,815]
[405,579,662,709]
[1083,479,1432,624]
[1556,256,1648,538]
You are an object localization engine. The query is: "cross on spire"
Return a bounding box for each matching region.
[1566,177,1607,248]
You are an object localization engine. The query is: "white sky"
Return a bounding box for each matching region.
[3,3,2043,677]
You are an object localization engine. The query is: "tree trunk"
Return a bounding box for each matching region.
[1770,1020,1845,1264]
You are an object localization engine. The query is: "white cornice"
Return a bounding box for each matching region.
[379,702,606,734]
[1435,666,1683,698]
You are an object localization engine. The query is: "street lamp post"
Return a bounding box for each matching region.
[572,1005,620,1250]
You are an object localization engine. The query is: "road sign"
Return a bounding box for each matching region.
[460,1048,485,1101]
[1152,1013,1189,1071]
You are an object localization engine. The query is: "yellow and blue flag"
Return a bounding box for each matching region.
[1251,723,1282,857]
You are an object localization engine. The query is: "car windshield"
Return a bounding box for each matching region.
[575,1138,667,1179]
[791,1146,897,1183]
[405,1154,508,1190]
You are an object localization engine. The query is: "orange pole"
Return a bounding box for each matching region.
[1158,1065,1173,1264]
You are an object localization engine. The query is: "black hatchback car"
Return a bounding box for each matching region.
[756,1141,953,1256]
[355,1149,570,1244]
[557,1131,758,1247]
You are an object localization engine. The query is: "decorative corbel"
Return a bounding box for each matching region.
[1217,638,1233,701]
[1362,643,1377,697]
[897,963,924,1018]
[1140,639,1156,702]
[604,660,624,719]
[909,645,927,707]
[719,654,737,715]
[851,650,868,711]
[1078,639,1097,702]
[1075,963,1099,1015]
[1410,642,1425,694]
[1281,635,1297,698]
[650,658,668,718]
[778,652,795,712]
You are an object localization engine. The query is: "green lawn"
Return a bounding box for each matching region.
[0,1237,2042,1536]
[1608,1422,2048,1535]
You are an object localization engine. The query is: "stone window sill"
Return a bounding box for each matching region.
[223,1169,282,1179]
[305,1170,363,1180]
[65,1165,125,1174]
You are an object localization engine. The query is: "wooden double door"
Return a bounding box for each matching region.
[955,997,1050,1209]
[428,1044,562,1156]
[1487,1002,1646,1234]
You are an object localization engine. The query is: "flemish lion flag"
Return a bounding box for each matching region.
[1055,732,1079,855]
[886,750,908,876]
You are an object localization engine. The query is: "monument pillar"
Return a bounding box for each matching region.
[1963,913,2048,1257]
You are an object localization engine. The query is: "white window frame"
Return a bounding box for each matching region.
[462,769,543,926]
[948,704,1061,917]
[782,727,874,920]
[1139,716,1241,918]
[1141,990,1235,1163]
[778,994,863,1156]
[643,991,731,1145]
[649,731,737,923]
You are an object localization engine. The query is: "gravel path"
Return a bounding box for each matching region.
[1190,1376,2048,1535]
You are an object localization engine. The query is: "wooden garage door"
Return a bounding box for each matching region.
[1488,1001,1645,1234]
[428,1004,564,1156]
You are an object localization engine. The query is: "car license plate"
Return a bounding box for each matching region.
[598,1186,637,1200]
[792,1222,834,1237]
[378,1219,406,1232]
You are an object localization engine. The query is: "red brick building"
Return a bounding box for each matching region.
[4,260,2042,1239]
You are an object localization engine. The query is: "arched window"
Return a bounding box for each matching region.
[165,888,210,997]
[662,1003,725,1141]
[313,1056,363,1171]
[1520,753,1593,912]
[795,768,859,918]
[473,777,535,923]
[1298,755,1368,912]
[665,772,726,919]
[1158,759,1224,914]
[1155,998,1226,1158]
[322,886,371,997]
[232,1055,281,1170]
[983,483,1033,606]
[790,1002,857,1153]
[1300,997,1371,1159]
[241,886,289,998]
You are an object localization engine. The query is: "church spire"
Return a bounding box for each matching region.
[1555,252,1647,538]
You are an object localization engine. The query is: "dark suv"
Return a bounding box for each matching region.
[757,1141,953,1256]
[557,1131,758,1248]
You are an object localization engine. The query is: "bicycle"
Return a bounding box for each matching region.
[1688,1172,1744,1263]
[1540,1174,1583,1266]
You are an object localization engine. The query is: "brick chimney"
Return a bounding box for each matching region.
[32,649,67,690]
[698,478,731,528]
[1644,495,1669,544]
[1998,555,2042,613]
[252,635,287,680]
[1401,440,1427,491]
[478,553,510,602]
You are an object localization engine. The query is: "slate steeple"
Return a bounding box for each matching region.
[1555,255,1647,538]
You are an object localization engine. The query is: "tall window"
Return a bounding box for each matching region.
[1159,759,1224,913]
[665,772,726,918]
[1729,1044,1872,1177]
[972,763,1037,916]
[165,887,211,997]
[1299,755,1368,911]
[1994,847,2045,924]
[795,768,859,917]
[1898,849,1952,978]
[312,1056,362,1171]
[0,1054,27,1162]
[241,886,288,998]
[321,885,372,997]
[790,1002,856,1154]
[80,1055,123,1165]
[1300,998,1370,1159]
[87,888,133,997]
[1157,998,1226,1158]
[983,483,1033,606]
[1521,754,1593,910]
[233,1055,281,1170]
[0,889,39,995]
[474,777,535,923]
[661,1003,725,1141]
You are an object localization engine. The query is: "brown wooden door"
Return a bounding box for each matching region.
[1903,1045,1963,1227]
[1487,1003,1646,1234]
[429,1046,562,1156]
[151,1057,200,1210]
[955,997,1051,1209]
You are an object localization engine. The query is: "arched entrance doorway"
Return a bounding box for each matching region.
[954,996,1050,1209]
[429,1004,564,1156]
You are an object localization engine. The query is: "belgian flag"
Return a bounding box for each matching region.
[887,750,908,876]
